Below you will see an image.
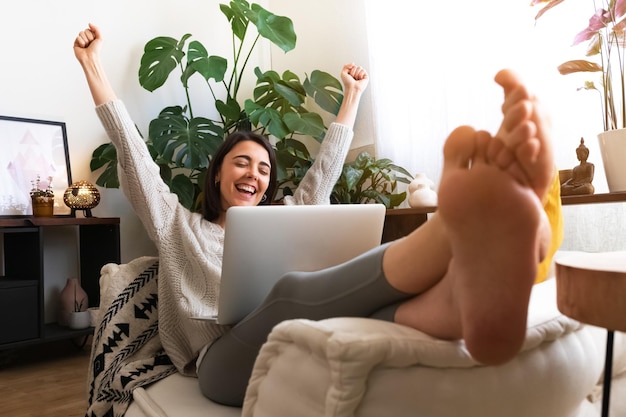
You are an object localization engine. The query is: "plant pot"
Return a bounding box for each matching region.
[598,129,626,192]
[58,277,88,327]
[31,196,54,217]
[68,310,92,330]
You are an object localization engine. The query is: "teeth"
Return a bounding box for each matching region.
[236,184,256,194]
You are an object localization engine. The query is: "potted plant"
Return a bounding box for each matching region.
[30,175,54,217]
[90,0,346,209]
[532,0,626,191]
[330,152,413,208]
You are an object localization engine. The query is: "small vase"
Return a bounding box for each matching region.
[58,277,88,327]
[68,311,92,330]
[598,128,626,192]
[31,196,54,217]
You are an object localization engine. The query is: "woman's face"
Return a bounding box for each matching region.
[216,140,272,213]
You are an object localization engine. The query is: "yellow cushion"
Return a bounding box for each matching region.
[535,172,564,283]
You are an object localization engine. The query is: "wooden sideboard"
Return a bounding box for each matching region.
[382,206,437,243]
[0,216,120,349]
[381,191,626,244]
[560,191,626,205]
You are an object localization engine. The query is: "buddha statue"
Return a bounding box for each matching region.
[560,138,595,196]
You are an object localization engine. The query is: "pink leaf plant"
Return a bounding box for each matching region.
[533,0,626,130]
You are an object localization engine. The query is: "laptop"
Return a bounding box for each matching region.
[210,203,386,325]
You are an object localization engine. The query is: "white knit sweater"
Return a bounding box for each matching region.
[95,100,354,375]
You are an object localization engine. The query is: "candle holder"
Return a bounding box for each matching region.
[63,180,101,217]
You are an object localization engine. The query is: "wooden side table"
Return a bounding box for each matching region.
[556,251,626,417]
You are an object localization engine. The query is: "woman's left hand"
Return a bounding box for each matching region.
[341,63,369,93]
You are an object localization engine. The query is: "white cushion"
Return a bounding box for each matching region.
[125,373,240,417]
[243,279,604,417]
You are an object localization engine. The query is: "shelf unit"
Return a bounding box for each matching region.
[382,206,436,243]
[0,216,120,350]
[381,191,626,243]
[561,191,626,205]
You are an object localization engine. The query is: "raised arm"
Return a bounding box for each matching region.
[73,24,194,243]
[73,23,117,106]
[334,63,369,128]
[285,64,369,205]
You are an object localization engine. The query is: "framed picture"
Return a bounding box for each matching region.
[0,115,73,216]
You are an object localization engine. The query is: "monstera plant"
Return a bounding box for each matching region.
[90,0,344,210]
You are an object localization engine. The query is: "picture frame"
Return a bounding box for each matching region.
[0,115,73,216]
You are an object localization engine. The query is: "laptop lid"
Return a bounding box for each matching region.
[216,204,386,325]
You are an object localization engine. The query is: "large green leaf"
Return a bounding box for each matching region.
[169,173,197,210]
[186,41,228,83]
[273,80,305,107]
[251,68,306,110]
[283,112,325,140]
[139,35,191,92]
[244,100,290,138]
[275,139,312,181]
[216,96,242,127]
[220,0,252,42]
[281,137,312,161]
[303,70,343,115]
[90,142,116,171]
[251,4,296,52]
[149,106,224,170]
[90,143,119,188]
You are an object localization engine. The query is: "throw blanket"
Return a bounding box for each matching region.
[86,257,177,417]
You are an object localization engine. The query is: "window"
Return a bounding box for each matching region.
[364,0,607,193]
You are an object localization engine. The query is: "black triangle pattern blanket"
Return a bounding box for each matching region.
[85,260,177,417]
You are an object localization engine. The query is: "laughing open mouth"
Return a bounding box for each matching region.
[236,184,257,195]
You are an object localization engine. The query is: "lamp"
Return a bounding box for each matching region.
[63,180,100,217]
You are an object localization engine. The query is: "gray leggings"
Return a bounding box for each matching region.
[197,243,411,406]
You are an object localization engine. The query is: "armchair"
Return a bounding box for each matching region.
[89,257,626,417]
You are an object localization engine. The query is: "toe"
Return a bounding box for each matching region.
[443,126,478,169]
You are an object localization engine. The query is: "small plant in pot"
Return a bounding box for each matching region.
[330,152,413,208]
[30,175,55,217]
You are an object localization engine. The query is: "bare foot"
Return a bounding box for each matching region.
[494,69,555,201]
[437,125,550,365]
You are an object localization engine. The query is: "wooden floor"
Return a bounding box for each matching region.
[0,337,92,417]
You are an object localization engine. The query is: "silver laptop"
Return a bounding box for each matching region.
[214,203,386,325]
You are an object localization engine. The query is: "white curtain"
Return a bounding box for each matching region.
[364,0,626,251]
[364,0,601,187]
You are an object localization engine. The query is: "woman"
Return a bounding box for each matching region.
[75,23,556,406]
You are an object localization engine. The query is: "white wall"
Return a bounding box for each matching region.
[0,0,374,265]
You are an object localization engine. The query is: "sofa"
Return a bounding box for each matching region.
[89,256,626,417]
